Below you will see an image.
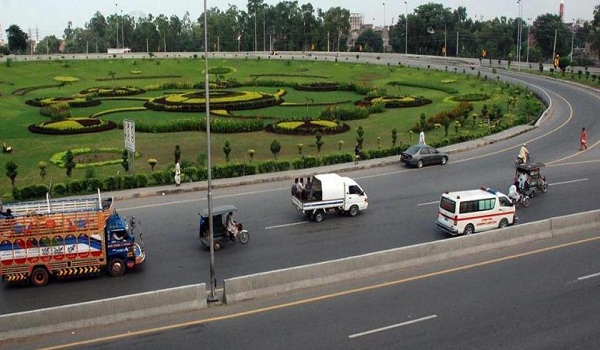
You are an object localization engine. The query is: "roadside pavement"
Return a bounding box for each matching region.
[104,124,535,201]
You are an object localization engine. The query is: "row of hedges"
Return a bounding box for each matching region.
[121,117,264,133]
[144,94,281,112]
[26,97,101,108]
[10,123,518,201]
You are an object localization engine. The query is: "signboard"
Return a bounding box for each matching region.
[124,119,135,152]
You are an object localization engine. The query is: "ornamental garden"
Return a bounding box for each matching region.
[0,55,544,200]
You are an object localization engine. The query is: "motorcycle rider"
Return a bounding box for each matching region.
[517,143,529,164]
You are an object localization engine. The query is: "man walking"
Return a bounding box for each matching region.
[580,127,588,150]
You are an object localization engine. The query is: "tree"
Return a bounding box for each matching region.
[315,131,324,154]
[121,150,130,173]
[148,159,158,171]
[174,145,181,163]
[6,25,28,54]
[442,116,451,137]
[353,29,382,52]
[270,140,281,160]
[65,150,75,177]
[34,35,62,54]
[5,161,18,187]
[532,14,570,60]
[223,140,232,162]
[38,161,48,180]
[356,126,365,149]
[391,128,398,147]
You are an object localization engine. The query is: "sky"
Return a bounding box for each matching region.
[0,0,596,40]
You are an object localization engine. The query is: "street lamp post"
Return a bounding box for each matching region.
[517,0,523,71]
[203,0,217,303]
[404,1,408,54]
[254,12,257,52]
[115,3,119,48]
[121,9,124,49]
[382,2,386,53]
[570,19,575,60]
[526,18,531,67]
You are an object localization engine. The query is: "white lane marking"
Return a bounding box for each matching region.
[265,221,310,230]
[417,200,439,206]
[577,272,600,281]
[348,315,437,339]
[548,178,588,186]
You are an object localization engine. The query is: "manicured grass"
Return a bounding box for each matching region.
[0,56,536,198]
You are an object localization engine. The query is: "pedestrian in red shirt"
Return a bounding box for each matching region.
[580,127,588,150]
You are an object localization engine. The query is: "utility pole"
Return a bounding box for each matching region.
[115,3,119,48]
[526,18,531,67]
[382,2,386,53]
[121,9,124,49]
[404,1,408,54]
[570,19,575,60]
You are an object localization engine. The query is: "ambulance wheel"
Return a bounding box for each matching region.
[348,205,359,217]
[31,267,49,287]
[498,218,509,229]
[464,224,475,235]
[109,258,125,277]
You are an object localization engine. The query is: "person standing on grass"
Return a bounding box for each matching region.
[580,127,588,150]
[174,161,181,186]
[419,130,426,145]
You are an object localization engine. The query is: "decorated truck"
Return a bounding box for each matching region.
[292,173,368,222]
[0,192,145,287]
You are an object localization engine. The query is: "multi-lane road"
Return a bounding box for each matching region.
[2,55,599,331]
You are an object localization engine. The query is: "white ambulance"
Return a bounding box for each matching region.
[436,187,516,236]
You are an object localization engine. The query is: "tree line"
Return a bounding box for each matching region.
[2,1,600,64]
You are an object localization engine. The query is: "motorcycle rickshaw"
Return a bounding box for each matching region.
[199,204,249,251]
[515,161,548,198]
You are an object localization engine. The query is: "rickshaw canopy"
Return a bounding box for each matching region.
[199,205,238,219]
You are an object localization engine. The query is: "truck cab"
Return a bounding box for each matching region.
[105,213,145,276]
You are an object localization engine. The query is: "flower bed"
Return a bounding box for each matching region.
[266,119,350,135]
[28,118,117,135]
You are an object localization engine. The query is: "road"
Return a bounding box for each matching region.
[7,227,599,349]
[1,55,599,317]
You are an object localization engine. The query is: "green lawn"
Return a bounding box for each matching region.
[0,56,538,198]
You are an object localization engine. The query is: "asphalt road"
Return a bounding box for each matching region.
[1,55,599,317]
[7,227,599,349]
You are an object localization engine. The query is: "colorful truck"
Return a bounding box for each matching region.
[0,193,145,287]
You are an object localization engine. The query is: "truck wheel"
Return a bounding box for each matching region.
[31,267,49,287]
[108,258,125,277]
[239,230,250,244]
[348,205,359,217]
[313,212,324,222]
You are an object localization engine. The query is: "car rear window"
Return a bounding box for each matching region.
[440,196,456,213]
[406,146,420,154]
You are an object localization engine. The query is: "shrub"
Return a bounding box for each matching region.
[150,171,165,185]
[53,183,68,196]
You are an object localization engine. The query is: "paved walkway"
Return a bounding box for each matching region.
[104,125,535,201]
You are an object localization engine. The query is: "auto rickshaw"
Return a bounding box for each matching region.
[515,161,548,198]
[199,204,249,251]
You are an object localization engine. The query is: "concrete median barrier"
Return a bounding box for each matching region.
[223,210,598,304]
[0,283,207,340]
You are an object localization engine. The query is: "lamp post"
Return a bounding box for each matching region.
[517,0,523,71]
[526,18,531,67]
[382,2,386,53]
[254,11,257,52]
[115,3,119,48]
[404,1,408,54]
[203,0,216,303]
[121,9,124,49]
[570,19,575,60]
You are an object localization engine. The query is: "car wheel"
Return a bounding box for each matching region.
[440,156,448,165]
[417,160,424,168]
[348,205,359,217]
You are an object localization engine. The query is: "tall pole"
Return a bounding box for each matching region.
[552,28,557,68]
[382,2,386,53]
[444,21,447,57]
[115,3,119,48]
[263,11,266,51]
[404,1,408,54]
[526,18,531,67]
[254,12,257,52]
[121,9,124,49]
[517,0,522,71]
[203,0,216,302]
[570,19,575,60]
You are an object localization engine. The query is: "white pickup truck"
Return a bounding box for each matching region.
[291,173,368,222]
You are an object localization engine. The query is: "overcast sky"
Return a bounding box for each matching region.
[0,0,595,39]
